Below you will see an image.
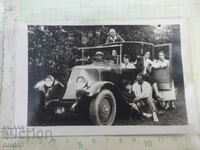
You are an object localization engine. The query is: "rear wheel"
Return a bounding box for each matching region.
[89,89,116,125]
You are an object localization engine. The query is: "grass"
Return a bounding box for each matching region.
[114,94,188,126]
[28,93,188,126]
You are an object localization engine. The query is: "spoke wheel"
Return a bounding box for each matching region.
[89,89,116,125]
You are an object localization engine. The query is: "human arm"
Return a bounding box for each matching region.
[122,91,135,103]
[152,60,169,69]
[160,60,169,68]
[105,36,111,44]
[116,34,125,42]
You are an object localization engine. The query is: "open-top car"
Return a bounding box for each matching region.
[33,41,173,125]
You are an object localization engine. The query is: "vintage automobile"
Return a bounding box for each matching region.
[33,41,173,125]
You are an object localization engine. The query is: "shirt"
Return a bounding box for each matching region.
[143,58,153,74]
[105,34,125,44]
[132,81,152,99]
[121,63,136,69]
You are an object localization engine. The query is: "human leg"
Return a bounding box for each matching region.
[135,101,150,119]
[165,101,170,110]
[171,101,176,109]
[136,100,153,118]
[152,83,161,99]
[146,97,159,122]
[130,103,139,112]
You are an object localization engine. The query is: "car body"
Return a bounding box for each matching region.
[34,41,173,125]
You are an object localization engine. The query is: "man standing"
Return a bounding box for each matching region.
[106,28,125,44]
[132,74,159,122]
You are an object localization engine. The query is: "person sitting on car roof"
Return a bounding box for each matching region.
[105,28,125,44]
[121,54,136,69]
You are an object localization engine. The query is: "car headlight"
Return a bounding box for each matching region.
[76,76,88,89]
[45,75,55,87]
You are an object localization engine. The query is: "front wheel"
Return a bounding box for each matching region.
[89,89,116,125]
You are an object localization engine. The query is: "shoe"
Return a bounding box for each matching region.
[55,107,62,114]
[172,103,176,109]
[142,112,152,118]
[61,107,65,113]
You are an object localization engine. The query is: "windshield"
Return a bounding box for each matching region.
[76,45,122,65]
[76,42,154,67]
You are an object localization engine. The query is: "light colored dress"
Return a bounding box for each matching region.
[159,80,176,101]
[152,59,176,101]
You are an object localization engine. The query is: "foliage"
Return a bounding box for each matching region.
[28,25,181,86]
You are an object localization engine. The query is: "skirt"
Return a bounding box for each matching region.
[159,80,176,101]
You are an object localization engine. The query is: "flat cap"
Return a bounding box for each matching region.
[95,51,104,56]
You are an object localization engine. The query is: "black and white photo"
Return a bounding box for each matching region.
[14,20,199,135]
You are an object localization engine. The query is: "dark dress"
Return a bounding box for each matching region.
[122,90,142,119]
[122,90,135,104]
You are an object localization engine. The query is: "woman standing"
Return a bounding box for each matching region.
[152,51,176,110]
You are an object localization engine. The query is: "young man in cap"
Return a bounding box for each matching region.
[94,51,104,63]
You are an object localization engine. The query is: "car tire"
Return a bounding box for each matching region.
[89,89,116,125]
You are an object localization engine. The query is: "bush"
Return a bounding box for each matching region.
[28,25,181,87]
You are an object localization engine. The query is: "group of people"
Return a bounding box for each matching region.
[93,28,176,123]
[122,50,176,122]
[93,49,176,123]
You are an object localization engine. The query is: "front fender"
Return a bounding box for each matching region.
[87,81,116,97]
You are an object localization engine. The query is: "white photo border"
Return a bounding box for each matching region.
[15,19,200,136]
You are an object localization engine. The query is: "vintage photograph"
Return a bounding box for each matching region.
[27,24,188,126]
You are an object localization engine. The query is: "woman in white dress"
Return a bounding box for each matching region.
[152,51,176,110]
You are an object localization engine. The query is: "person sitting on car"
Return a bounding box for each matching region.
[110,49,120,64]
[105,28,125,44]
[121,54,136,69]
[142,51,162,102]
[132,73,159,122]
